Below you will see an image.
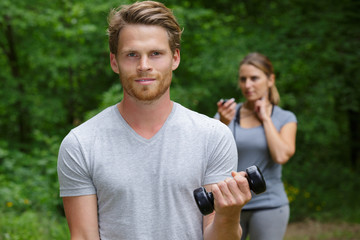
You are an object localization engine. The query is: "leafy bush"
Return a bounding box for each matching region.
[0,133,63,215]
[284,156,360,222]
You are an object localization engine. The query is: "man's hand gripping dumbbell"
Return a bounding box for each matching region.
[194,165,266,215]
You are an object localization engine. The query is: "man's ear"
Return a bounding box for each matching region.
[172,49,180,71]
[110,53,119,74]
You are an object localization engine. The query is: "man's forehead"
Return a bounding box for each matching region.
[118,24,171,50]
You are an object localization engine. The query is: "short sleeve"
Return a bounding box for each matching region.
[203,122,238,185]
[57,131,96,197]
[285,111,297,124]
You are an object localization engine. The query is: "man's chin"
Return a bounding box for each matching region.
[123,81,171,104]
[131,91,164,104]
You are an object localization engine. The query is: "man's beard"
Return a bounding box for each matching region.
[120,71,172,103]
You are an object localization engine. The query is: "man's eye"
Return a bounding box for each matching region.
[152,51,161,56]
[251,76,259,81]
[239,77,246,82]
[127,53,137,57]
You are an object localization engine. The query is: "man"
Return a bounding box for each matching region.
[57,1,251,239]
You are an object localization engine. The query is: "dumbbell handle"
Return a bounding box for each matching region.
[193,165,266,215]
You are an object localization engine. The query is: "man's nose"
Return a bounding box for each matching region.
[137,56,152,72]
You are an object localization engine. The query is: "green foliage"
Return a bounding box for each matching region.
[284,159,360,222]
[0,211,69,240]
[0,134,61,214]
[85,82,123,119]
[0,0,125,144]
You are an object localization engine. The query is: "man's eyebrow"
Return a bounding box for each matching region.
[119,49,136,54]
[119,48,168,54]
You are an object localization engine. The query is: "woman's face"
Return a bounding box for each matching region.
[238,64,274,102]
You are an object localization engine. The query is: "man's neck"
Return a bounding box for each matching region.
[117,93,173,139]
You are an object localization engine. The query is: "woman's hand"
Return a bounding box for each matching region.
[254,97,270,121]
[217,98,236,125]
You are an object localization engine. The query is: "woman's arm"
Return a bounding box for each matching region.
[62,195,100,240]
[255,98,297,164]
[262,118,297,164]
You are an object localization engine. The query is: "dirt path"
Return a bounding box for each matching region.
[284,220,360,240]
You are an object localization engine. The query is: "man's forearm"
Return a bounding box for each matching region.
[202,172,251,240]
[204,214,242,240]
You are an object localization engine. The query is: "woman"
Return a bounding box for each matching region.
[216,52,297,240]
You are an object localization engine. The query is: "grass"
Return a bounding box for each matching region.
[0,211,70,240]
[284,219,360,240]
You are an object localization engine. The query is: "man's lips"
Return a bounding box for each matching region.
[135,78,155,85]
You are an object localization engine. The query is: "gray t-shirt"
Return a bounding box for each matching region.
[58,102,237,240]
[216,103,297,210]
[229,104,297,210]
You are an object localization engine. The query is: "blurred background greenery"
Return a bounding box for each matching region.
[0,0,359,238]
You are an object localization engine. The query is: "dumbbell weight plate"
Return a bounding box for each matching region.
[193,187,214,216]
[246,165,266,194]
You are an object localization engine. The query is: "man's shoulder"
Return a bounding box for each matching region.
[63,105,118,143]
[173,102,230,133]
[76,105,117,130]
[174,102,221,122]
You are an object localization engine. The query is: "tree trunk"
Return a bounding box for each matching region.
[3,15,30,144]
[348,110,360,169]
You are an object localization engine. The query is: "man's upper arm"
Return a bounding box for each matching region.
[59,131,99,239]
[63,194,100,239]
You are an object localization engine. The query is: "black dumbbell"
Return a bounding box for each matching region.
[193,165,266,215]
